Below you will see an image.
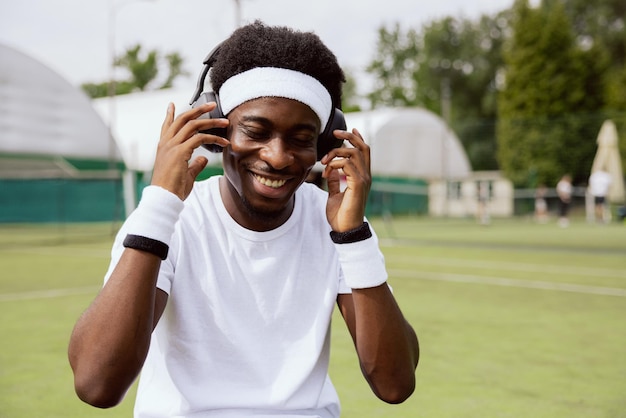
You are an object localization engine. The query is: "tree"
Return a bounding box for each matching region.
[497,0,604,187]
[414,14,509,170]
[365,24,420,108]
[365,16,508,170]
[561,0,626,172]
[81,45,188,98]
[341,69,362,113]
[364,0,625,181]
[114,44,159,92]
[160,52,187,90]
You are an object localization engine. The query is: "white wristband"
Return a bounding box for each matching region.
[334,237,388,289]
[125,185,185,247]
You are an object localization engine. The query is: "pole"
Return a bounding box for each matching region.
[440,77,451,217]
[108,0,156,217]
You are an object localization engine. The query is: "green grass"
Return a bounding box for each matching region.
[1,217,625,417]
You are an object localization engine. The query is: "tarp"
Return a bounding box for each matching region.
[591,120,625,203]
[0,43,119,161]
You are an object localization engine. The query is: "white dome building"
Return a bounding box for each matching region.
[0,44,120,171]
[0,44,123,222]
[345,107,471,180]
[345,108,512,218]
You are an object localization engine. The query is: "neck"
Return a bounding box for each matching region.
[218,177,294,232]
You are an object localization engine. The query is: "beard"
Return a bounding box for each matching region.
[240,194,293,228]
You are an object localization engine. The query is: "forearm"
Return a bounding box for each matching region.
[333,226,419,403]
[68,250,161,407]
[350,285,419,403]
[69,185,183,406]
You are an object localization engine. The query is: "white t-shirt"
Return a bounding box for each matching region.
[589,171,612,197]
[556,179,572,200]
[107,177,357,418]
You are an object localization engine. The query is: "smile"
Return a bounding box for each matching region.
[253,174,287,189]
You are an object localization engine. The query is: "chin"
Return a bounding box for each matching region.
[241,195,290,224]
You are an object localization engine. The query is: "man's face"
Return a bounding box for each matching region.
[221,96,320,230]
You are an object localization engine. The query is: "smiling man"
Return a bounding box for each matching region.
[68,21,419,418]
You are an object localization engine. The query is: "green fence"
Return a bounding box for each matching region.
[0,178,125,223]
[366,176,429,217]
[0,169,427,223]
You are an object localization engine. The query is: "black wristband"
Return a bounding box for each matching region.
[123,234,169,260]
[330,222,372,244]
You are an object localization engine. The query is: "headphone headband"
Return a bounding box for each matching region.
[189,43,222,106]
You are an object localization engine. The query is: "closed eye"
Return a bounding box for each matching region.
[289,134,316,148]
[239,124,270,141]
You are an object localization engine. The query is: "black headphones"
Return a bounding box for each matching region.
[188,43,346,160]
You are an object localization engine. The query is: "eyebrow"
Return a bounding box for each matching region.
[239,115,319,133]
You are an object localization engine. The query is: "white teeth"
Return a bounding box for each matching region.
[254,175,286,188]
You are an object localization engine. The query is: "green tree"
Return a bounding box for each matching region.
[364,0,625,180]
[81,45,188,98]
[114,44,159,91]
[160,52,188,90]
[561,0,626,173]
[497,0,604,187]
[365,24,420,108]
[365,16,508,170]
[415,14,508,170]
[341,69,362,113]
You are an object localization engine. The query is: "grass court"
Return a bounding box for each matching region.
[0,216,624,417]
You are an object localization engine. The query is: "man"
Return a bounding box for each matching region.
[69,22,419,417]
[588,169,612,223]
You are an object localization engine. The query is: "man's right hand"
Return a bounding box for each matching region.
[151,102,230,200]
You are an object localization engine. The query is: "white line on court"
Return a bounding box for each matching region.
[385,254,626,279]
[390,269,626,297]
[0,285,101,302]
[4,270,623,303]
[0,247,110,258]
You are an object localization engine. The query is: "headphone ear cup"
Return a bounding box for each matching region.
[316,108,346,161]
[191,92,227,153]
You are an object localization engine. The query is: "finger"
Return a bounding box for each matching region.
[324,154,370,193]
[323,147,367,177]
[187,155,209,179]
[159,102,175,143]
[169,117,229,146]
[187,131,231,151]
[164,102,218,141]
[321,129,369,164]
[176,102,217,122]
[325,167,341,196]
[324,157,356,180]
[343,128,370,166]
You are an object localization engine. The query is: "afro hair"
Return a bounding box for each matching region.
[209,21,345,109]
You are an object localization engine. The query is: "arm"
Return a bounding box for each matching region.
[337,288,419,404]
[68,102,230,407]
[68,254,167,407]
[321,129,419,403]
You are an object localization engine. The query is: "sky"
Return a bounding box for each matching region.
[0,0,516,91]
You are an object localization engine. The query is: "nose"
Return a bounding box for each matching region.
[259,137,294,170]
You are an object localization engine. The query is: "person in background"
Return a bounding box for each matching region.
[534,183,548,223]
[476,180,490,225]
[588,169,612,223]
[68,21,419,418]
[556,174,572,227]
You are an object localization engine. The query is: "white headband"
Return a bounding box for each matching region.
[218,67,332,132]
